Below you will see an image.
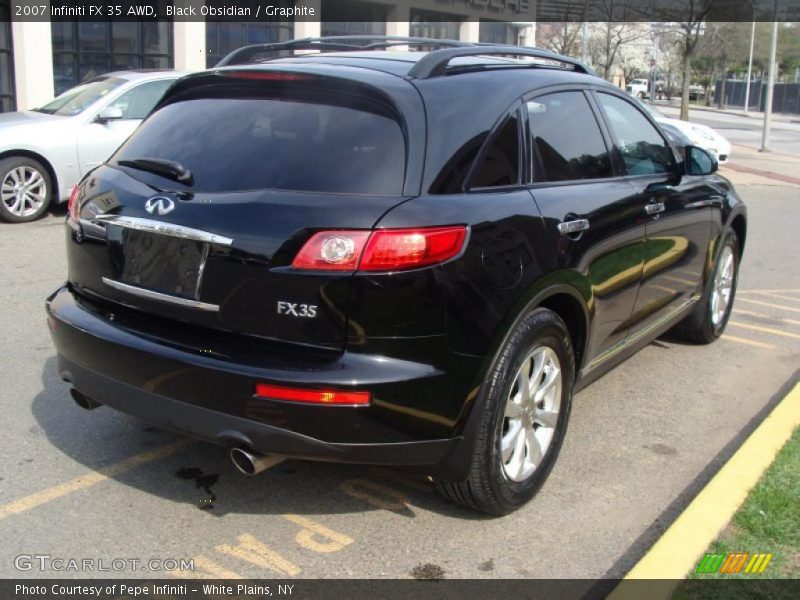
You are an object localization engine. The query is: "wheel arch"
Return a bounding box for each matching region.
[480,278,591,388]
[436,279,591,481]
[730,213,746,255]
[0,149,60,201]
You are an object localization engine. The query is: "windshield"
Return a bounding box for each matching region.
[112,96,406,196]
[635,98,665,120]
[35,78,125,116]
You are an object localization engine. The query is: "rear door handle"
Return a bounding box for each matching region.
[644,202,666,216]
[558,219,590,235]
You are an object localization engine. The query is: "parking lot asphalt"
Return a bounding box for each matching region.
[0,172,798,580]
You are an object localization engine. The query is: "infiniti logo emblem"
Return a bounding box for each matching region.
[145,196,175,216]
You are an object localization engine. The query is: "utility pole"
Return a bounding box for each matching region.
[744,21,755,113]
[760,17,779,152]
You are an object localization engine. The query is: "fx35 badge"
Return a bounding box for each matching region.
[277,301,317,318]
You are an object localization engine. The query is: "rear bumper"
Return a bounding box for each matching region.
[58,358,458,465]
[47,285,479,468]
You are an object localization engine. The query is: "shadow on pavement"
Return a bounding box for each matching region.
[31,355,485,521]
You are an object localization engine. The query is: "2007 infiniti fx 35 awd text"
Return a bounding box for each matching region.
[47,36,746,515]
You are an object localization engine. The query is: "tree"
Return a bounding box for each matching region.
[692,22,741,107]
[654,1,714,120]
[538,21,585,57]
[584,1,648,82]
[588,21,648,81]
[534,0,589,57]
[616,37,651,84]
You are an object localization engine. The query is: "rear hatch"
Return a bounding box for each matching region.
[67,70,414,350]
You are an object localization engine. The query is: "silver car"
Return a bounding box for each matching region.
[0,70,184,223]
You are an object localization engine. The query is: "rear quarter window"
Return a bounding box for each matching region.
[113,95,406,196]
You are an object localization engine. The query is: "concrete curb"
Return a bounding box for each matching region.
[606,380,800,598]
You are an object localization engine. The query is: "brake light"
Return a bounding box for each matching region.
[67,185,80,221]
[291,226,468,273]
[360,227,468,271]
[254,383,370,406]
[226,71,311,81]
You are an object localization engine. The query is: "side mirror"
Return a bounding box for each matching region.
[96,106,123,123]
[684,145,718,176]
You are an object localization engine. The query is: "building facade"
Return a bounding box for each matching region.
[1,0,535,112]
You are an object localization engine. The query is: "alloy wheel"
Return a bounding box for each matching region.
[1,166,48,218]
[501,345,562,482]
[710,245,735,327]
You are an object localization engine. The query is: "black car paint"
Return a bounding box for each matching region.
[47,52,746,479]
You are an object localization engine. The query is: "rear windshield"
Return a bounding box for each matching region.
[112,96,406,196]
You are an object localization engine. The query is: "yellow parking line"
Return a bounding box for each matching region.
[365,467,435,494]
[340,479,411,513]
[739,288,800,294]
[752,291,800,303]
[216,534,300,576]
[614,382,800,589]
[733,309,800,327]
[0,439,193,521]
[733,308,771,319]
[720,335,775,350]
[284,514,354,553]
[169,556,243,579]
[737,297,800,314]
[729,321,800,340]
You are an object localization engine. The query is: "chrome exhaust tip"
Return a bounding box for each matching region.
[70,388,101,410]
[230,447,273,476]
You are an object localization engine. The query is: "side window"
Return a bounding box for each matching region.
[526,92,613,182]
[596,93,675,176]
[106,79,174,120]
[470,112,521,189]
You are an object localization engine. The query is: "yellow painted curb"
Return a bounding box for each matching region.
[608,381,800,599]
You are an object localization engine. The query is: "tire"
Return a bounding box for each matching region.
[638,92,645,99]
[673,230,740,344]
[435,308,575,515]
[0,156,53,223]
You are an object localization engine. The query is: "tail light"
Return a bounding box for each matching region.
[67,184,80,222]
[255,383,370,406]
[291,226,467,273]
[291,231,371,271]
[360,227,468,271]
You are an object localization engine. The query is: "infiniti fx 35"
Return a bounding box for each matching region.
[47,38,746,515]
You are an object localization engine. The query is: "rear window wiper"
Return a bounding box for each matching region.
[117,158,194,186]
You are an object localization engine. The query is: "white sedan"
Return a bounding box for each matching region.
[636,99,731,165]
[0,70,184,222]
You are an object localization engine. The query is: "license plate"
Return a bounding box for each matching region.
[118,229,209,299]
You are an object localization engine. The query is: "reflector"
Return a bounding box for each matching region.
[255,383,371,405]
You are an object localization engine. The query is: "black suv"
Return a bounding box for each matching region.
[47,37,746,515]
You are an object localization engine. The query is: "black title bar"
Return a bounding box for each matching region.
[4,0,800,22]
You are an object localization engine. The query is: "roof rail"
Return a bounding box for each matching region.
[407,46,597,78]
[216,36,471,67]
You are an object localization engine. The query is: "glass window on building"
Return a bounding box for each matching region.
[410,10,462,45]
[479,21,521,45]
[206,22,294,67]
[52,22,172,96]
[321,0,388,40]
[0,0,15,112]
[206,0,294,67]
